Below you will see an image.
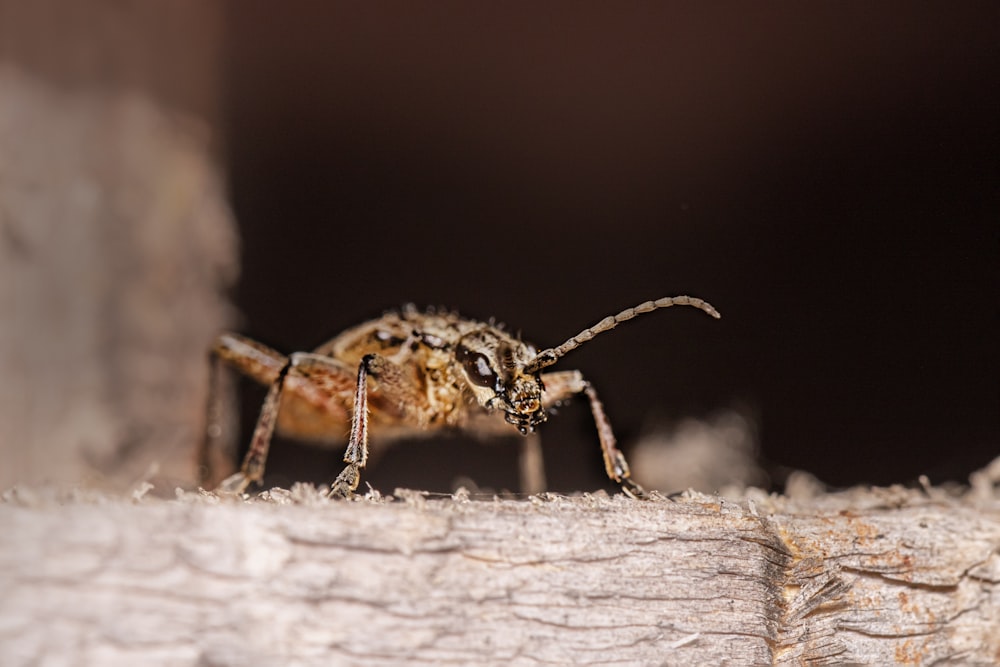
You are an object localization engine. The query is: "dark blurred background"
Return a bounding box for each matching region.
[221,3,997,493]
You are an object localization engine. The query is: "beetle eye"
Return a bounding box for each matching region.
[456,345,499,389]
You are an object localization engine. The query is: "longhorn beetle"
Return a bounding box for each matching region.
[200,295,720,498]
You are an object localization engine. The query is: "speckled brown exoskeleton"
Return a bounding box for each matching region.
[199,295,720,498]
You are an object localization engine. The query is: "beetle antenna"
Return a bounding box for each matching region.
[524,295,721,373]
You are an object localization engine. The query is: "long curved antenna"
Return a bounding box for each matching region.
[524,295,721,374]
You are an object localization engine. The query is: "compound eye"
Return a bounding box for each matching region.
[456,345,499,389]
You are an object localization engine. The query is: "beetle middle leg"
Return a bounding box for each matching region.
[216,350,357,493]
[540,370,647,499]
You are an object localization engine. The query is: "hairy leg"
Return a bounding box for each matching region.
[540,370,646,498]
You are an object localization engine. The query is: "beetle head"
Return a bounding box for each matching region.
[455,331,546,434]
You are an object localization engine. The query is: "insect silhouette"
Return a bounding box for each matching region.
[199,295,720,498]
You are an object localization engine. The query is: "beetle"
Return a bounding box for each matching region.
[199,295,720,498]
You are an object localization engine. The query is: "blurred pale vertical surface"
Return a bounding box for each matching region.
[0,1,237,490]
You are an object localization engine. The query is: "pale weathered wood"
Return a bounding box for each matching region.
[0,0,236,491]
[1,480,997,666]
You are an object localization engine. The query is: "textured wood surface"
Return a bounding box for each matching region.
[2,482,997,666]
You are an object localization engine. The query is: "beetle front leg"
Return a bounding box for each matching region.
[330,353,431,498]
[328,355,372,497]
[540,370,647,499]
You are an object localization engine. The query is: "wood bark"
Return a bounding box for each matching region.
[2,481,997,666]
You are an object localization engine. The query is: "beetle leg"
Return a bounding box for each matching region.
[216,350,356,494]
[540,370,647,499]
[518,432,547,496]
[329,355,372,497]
[217,367,287,493]
[329,353,431,497]
[200,333,288,488]
[210,332,288,383]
